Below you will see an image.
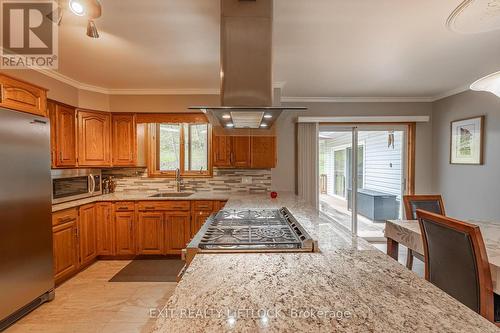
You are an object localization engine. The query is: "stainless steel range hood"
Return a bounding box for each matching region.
[189,0,306,129]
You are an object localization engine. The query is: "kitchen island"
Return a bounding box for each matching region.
[152,193,498,332]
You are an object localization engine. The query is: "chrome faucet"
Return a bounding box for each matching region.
[175,168,182,192]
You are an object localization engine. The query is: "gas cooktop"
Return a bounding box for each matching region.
[187,208,317,253]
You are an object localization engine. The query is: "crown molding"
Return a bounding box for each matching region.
[430,85,470,102]
[34,69,471,101]
[281,96,435,103]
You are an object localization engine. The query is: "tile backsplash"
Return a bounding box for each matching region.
[102,168,271,193]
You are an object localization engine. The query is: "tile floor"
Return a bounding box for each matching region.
[6,261,177,333]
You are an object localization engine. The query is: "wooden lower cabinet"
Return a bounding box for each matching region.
[96,203,114,255]
[52,215,78,284]
[115,211,136,255]
[137,212,164,255]
[191,210,212,238]
[79,204,97,267]
[165,212,191,254]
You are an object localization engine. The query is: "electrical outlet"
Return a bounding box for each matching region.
[242,176,252,184]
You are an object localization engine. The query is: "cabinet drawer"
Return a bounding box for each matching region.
[52,208,78,226]
[114,201,135,212]
[193,201,214,211]
[137,201,190,211]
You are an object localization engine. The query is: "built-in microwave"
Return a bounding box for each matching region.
[51,169,102,204]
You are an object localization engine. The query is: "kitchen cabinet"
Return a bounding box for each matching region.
[213,135,276,169]
[190,201,214,238]
[165,212,191,254]
[52,208,79,284]
[49,100,77,168]
[96,203,114,256]
[77,110,112,167]
[79,204,97,267]
[115,211,136,255]
[232,136,251,168]
[251,136,276,168]
[112,113,137,166]
[137,211,164,255]
[213,135,232,167]
[215,200,228,211]
[0,74,47,117]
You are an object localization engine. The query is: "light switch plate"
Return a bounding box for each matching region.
[242,176,252,184]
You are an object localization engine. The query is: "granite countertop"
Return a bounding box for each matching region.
[52,192,233,212]
[152,193,499,333]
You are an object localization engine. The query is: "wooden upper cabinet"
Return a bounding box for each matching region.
[77,110,111,167]
[213,135,232,167]
[78,204,97,267]
[49,100,77,168]
[112,114,137,166]
[96,203,114,256]
[0,74,47,117]
[251,136,276,168]
[232,136,251,168]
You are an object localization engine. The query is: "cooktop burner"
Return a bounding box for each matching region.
[197,208,315,251]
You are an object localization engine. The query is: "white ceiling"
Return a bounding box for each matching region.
[55,0,500,98]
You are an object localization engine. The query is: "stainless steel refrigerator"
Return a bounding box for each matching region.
[0,108,54,330]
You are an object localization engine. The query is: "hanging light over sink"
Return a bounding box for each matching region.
[470,71,500,98]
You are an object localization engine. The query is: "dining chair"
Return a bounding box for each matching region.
[402,195,445,269]
[416,209,499,326]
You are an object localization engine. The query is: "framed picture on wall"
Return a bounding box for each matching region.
[450,116,485,165]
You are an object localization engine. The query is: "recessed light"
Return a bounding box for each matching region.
[226,123,234,128]
[263,114,273,119]
[260,123,268,128]
[222,114,231,119]
[69,0,85,16]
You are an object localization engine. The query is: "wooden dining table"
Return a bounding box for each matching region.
[385,219,500,294]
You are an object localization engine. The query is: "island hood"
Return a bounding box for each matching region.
[190,0,306,129]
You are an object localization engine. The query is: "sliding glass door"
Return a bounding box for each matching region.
[319,125,408,239]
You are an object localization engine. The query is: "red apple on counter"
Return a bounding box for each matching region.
[270,191,278,199]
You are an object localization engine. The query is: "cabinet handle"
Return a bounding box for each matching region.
[0,84,3,102]
[59,151,63,162]
[59,217,74,224]
[145,206,155,210]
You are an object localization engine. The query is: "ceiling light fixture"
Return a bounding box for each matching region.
[260,123,268,128]
[86,20,99,38]
[470,71,500,98]
[222,114,231,119]
[263,114,273,119]
[226,123,234,128]
[69,0,85,16]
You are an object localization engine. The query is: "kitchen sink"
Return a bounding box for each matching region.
[149,192,194,198]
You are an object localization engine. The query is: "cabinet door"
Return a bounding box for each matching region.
[213,135,232,167]
[232,136,251,168]
[112,114,137,166]
[79,204,97,266]
[0,74,47,117]
[77,110,111,167]
[52,220,78,283]
[190,210,212,238]
[251,136,276,168]
[115,212,136,255]
[137,212,164,255]
[165,212,191,254]
[214,200,228,212]
[50,102,77,167]
[96,203,114,256]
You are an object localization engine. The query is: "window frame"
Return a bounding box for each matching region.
[148,122,212,178]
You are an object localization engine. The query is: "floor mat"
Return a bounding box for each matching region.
[109,259,184,282]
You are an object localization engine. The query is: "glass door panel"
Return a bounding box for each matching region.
[318,128,354,233]
[355,128,407,240]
